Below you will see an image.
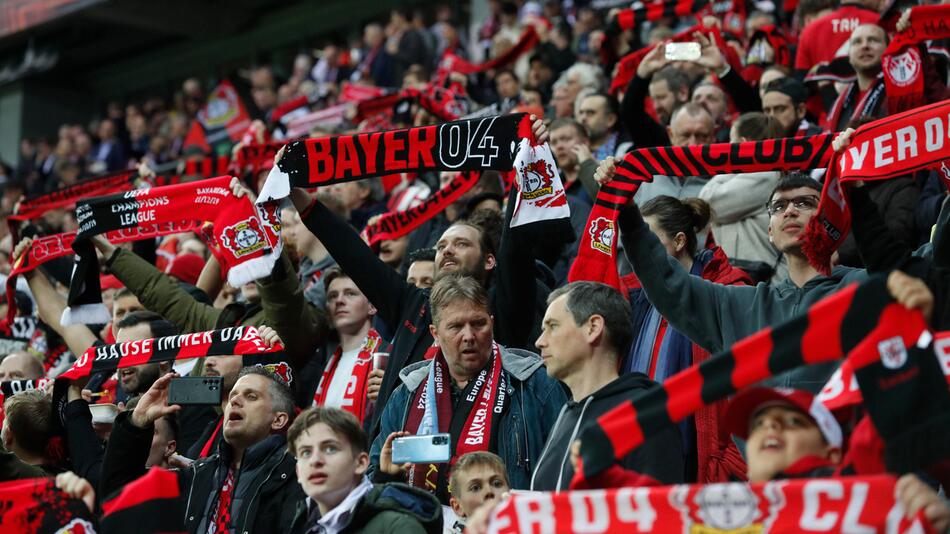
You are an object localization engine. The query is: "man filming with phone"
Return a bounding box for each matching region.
[371,274,566,504]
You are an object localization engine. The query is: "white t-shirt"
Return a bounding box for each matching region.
[323,347,361,409]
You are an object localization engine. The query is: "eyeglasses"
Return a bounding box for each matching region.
[766,195,820,216]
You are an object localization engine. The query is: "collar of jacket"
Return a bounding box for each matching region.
[398,346,543,391]
[216,433,287,470]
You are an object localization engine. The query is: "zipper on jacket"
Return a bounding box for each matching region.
[529,403,568,490]
[184,462,198,527]
[239,449,288,532]
[555,397,593,491]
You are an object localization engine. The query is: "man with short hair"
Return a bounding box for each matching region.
[406,248,435,289]
[548,119,598,201]
[494,69,521,102]
[575,92,632,161]
[691,83,731,139]
[531,282,683,491]
[827,24,888,132]
[761,77,823,137]
[0,351,43,382]
[101,367,304,533]
[794,0,882,73]
[113,311,177,396]
[372,275,566,502]
[2,390,56,473]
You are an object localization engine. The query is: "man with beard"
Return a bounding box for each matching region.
[621,50,692,149]
[827,24,888,132]
[100,367,303,533]
[761,77,823,137]
[284,117,557,440]
[575,93,632,161]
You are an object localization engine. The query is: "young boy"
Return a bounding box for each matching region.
[448,452,510,534]
[288,407,442,534]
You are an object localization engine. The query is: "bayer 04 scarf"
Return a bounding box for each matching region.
[312,329,383,424]
[882,5,950,114]
[574,276,929,482]
[0,477,99,534]
[486,475,935,533]
[803,99,950,272]
[63,176,281,325]
[568,134,834,291]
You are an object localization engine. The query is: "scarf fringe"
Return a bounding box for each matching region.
[801,217,834,275]
[60,303,112,326]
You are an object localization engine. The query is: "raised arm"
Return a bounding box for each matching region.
[620,45,672,149]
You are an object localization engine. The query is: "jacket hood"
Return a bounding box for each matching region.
[399,346,544,391]
[772,265,861,295]
[582,372,656,404]
[355,482,442,530]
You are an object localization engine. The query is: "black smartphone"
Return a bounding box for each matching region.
[168,377,223,405]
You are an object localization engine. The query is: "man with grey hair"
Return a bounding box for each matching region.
[552,63,605,118]
[530,281,683,490]
[371,274,565,503]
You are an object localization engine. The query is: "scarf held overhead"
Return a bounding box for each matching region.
[568,134,834,290]
[575,276,928,481]
[804,99,950,272]
[64,176,281,325]
[487,475,934,533]
[882,4,950,114]
[257,113,533,203]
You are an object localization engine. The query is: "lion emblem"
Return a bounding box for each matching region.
[519,160,555,200]
[589,217,614,254]
[220,217,267,258]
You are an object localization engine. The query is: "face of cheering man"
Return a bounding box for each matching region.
[434,224,496,283]
[429,297,495,385]
[326,275,376,336]
[223,373,290,451]
[766,186,821,256]
[114,322,168,396]
[746,405,839,482]
[849,24,886,78]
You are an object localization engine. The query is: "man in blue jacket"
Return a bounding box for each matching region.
[371,274,566,504]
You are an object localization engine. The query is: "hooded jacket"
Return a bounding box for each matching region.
[529,373,684,491]
[369,347,566,500]
[290,482,442,534]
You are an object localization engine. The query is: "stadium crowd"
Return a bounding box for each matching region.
[0,0,949,532]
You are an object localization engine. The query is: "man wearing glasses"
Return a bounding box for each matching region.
[596,160,867,392]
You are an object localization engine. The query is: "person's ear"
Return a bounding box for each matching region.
[484,253,497,271]
[674,231,688,253]
[826,446,842,464]
[796,103,806,121]
[354,451,370,475]
[368,303,377,317]
[165,439,177,459]
[450,496,465,518]
[429,323,439,344]
[271,412,290,432]
[607,112,618,130]
[587,314,605,344]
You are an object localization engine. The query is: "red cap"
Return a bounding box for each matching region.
[166,253,205,286]
[99,274,124,291]
[725,387,843,448]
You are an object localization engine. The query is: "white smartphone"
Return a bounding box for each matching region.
[665,42,701,62]
[391,433,451,464]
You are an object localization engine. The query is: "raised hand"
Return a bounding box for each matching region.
[593,157,618,186]
[130,372,182,428]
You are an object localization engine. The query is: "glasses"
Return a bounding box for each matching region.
[766,195,820,216]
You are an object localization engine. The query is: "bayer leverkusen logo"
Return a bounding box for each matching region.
[519,159,555,200]
[885,47,921,88]
[589,217,614,254]
[220,217,267,258]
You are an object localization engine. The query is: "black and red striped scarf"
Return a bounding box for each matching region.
[8,169,135,234]
[404,344,507,497]
[257,113,533,203]
[615,0,712,30]
[568,134,834,290]
[312,329,383,424]
[574,276,929,482]
[804,99,950,272]
[882,5,950,114]
[825,74,886,133]
[64,176,281,325]
[0,477,98,533]
[354,86,461,124]
[100,467,185,533]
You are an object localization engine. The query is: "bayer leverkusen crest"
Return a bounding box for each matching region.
[519,159,555,200]
[220,217,268,258]
[589,217,614,254]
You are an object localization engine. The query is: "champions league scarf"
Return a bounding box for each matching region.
[568,134,834,290]
[0,477,99,534]
[825,74,886,133]
[574,276,928,481]
[404,344,507,495]
[882,5,950,114]
[58,325,283,380]
[257,113,533,203]
[64,176,281,325]
[487,475,934,533]
[8,169,135,229]
[312,329,383,423]
[100,467,185,534]
[361,171,481,247]
[804,100,950,272]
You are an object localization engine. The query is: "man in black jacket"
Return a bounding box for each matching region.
[530,281,684,490]
[100,366,303,533]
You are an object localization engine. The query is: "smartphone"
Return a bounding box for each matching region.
[168,376,223,405]
[391,433,452,464]
[665,42,701,62]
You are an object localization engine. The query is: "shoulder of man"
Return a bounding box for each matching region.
[500,346,544,382]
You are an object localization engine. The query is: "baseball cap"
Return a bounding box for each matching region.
[725,387,843,448]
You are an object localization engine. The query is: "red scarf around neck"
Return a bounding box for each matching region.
[403,344,507,494]
[825,74,886,133]
[313,329,383,423]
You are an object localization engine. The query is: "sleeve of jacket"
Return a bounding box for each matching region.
[99,411,154,502]
[849,186,913,272]
[369,384,410,484]
[699,172,777,224]
[718,67,761,113]
[877,178,920,255]
[577,159,601,201]
[64,400,104,489]
[301,200,421,333]
[618,203,751,353]
[620,74,670,149]
[107,248,221,332]
[257,249,328,369]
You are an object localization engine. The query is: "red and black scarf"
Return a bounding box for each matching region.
[487,475,935,533]
[435,26,539,80]
[64,176,281,325]
[568,134,834,291]
[574,276,928,482]
[825,74,886,133]
[804,99,950,272]
[403,344,507,496]
[882,5,950,114]
[0,477,99,533]
[101,467,185,533]
[312,329,383,423]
